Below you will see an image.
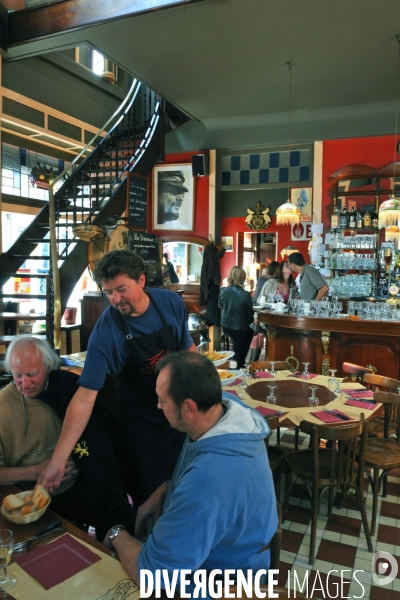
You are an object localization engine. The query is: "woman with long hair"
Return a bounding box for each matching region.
[260,260,296,303]
[253,261,279,304]
[218,266,254,368]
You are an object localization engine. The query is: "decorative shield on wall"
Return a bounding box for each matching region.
[245,202,271,230]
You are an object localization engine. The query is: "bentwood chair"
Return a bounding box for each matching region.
[364,390,400,536]
[264,416,285,503]
[363,373,400,440]
[342,362,373,383]
[283,415,373,565]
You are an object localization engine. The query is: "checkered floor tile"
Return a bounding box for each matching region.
[270,427,400,600]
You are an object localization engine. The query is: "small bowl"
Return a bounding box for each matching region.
[1,490,51,525]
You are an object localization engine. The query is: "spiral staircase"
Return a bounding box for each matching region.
[0,78,171,350]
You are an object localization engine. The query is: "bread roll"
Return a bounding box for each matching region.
[33,484,49,509]
[2,494,25,512]
[21,503,37,515]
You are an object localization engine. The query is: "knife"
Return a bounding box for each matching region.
[348,398,376,405]
[13,521,65,553]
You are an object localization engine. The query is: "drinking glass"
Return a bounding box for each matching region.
[0,529,16,591]
[302,362,311,380]
[327,369,338,391]
[333,378,342,396]
[268,361,276,380]
[241,359,251,391]
[266,384,277,404]
[308,386,319,411]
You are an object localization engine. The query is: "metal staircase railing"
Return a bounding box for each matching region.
[48,79,162,350]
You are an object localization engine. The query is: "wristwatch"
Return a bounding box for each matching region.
[108,525,127,545]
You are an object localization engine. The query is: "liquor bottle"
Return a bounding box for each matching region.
[348,206,356,229]
[331,203,340,229]
[371,208,379,229]
[339,201,348,229]
[363,209,371,228]
[356,209,363,229]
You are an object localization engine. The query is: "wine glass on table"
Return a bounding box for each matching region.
[302,362,311,380]
[327,369,338,391]
[268,361,277,380]
[266,384,277,405]
[240,356,251,391]
[0,529,16,591]
[308,386,319,411]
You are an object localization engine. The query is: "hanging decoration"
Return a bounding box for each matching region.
[30,162,56,189]
[244,202,271,230]
[275,61,300,226]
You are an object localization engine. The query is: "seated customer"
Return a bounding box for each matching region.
[0,335,136,537]
[104,351,277,587]
[260,260,296,303]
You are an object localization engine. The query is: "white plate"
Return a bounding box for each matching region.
[201,350,235,367]
[217,369,244,386]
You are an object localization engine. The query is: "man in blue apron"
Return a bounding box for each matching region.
[39,250,196,505]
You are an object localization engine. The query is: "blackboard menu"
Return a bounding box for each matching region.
[128,231,162,287]
[127,173,147,229]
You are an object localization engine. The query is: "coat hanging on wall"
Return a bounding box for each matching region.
[199,242,221,326]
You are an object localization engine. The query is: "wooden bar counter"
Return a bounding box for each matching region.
[257,309,400,379]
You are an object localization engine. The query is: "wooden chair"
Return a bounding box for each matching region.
[249,360,290,373]
[282,415,373,565]
[270,501,282,570]
[342,362,373,383]
[264,415,285,503]
[364,390,400,536]
[363,373,400,440]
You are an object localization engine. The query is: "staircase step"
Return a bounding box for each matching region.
[0,313,49,319]
[0,293,47,299]
[9,255,51,260]
[1,273,49,278]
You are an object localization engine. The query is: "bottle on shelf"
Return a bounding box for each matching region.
[339,201,348,229]
[363,208,371,228]
[348,206,356,229]
[371,208,379,229]
[331,202,340,229]
[356,208,363,229]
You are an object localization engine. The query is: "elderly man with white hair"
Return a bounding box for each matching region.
[0,335,136,538]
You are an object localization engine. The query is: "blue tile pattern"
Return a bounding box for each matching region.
[221,149,310,186]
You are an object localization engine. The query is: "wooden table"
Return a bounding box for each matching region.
[0,484,117,600]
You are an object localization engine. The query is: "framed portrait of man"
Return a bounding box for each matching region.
[153,164,194,231]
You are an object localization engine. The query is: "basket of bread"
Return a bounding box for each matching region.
[1,485,50,524]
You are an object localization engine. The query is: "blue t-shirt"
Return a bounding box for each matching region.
[79,288,193,391]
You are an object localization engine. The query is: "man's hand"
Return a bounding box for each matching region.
[134,482,169,539]
[37,457,67,493]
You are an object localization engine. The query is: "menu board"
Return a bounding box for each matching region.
[128,231,162,287]
[127,173,147,229]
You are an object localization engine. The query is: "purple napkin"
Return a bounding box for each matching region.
[313,410,354,423]
[255,371,275,379]
[255,405,287,418]
[345,398,376,410]
[342,389,374,399]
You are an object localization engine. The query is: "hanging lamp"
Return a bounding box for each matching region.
[379,34,400,236]
[280,244,299,260]
[276,60,300,226]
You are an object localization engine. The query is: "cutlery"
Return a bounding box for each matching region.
[324,409,351,421]
[347,398,376,405]
[13,521,65,553]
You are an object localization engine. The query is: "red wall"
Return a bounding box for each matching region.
[148,152,209,240]
[322,134,396,228]
[220,216,310,280]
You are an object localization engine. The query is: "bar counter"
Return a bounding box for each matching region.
[257,309,400,379]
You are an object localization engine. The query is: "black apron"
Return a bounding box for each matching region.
[115,291,186,505]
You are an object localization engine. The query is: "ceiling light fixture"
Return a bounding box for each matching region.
[280,244,299,260]
[276,60,300,226]
[379,34,400,232]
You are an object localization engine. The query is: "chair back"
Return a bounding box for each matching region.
[300,415,367,490]
[249,360,290,373]
[374,390,400,440]
[269,502,282,570]
[264,415,280,448]
[342,362,373,382]
[363,373,400,392]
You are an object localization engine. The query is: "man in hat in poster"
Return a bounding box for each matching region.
[157,170,189,229]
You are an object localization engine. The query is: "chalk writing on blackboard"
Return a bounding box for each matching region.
[127,174,147,229]
[128,231,162,287]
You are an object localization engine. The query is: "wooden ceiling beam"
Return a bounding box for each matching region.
[9,0,206,46]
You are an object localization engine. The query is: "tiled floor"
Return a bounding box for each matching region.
[271,427,400,600]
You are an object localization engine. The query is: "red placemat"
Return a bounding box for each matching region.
[288,371,319,380]
[227,379,243,386]
[345,398,376,410]
[255,405,287,418]
[313,410,354,423]
[15,534,101,590]
[342,389,374,399]
[255,372,275,379]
